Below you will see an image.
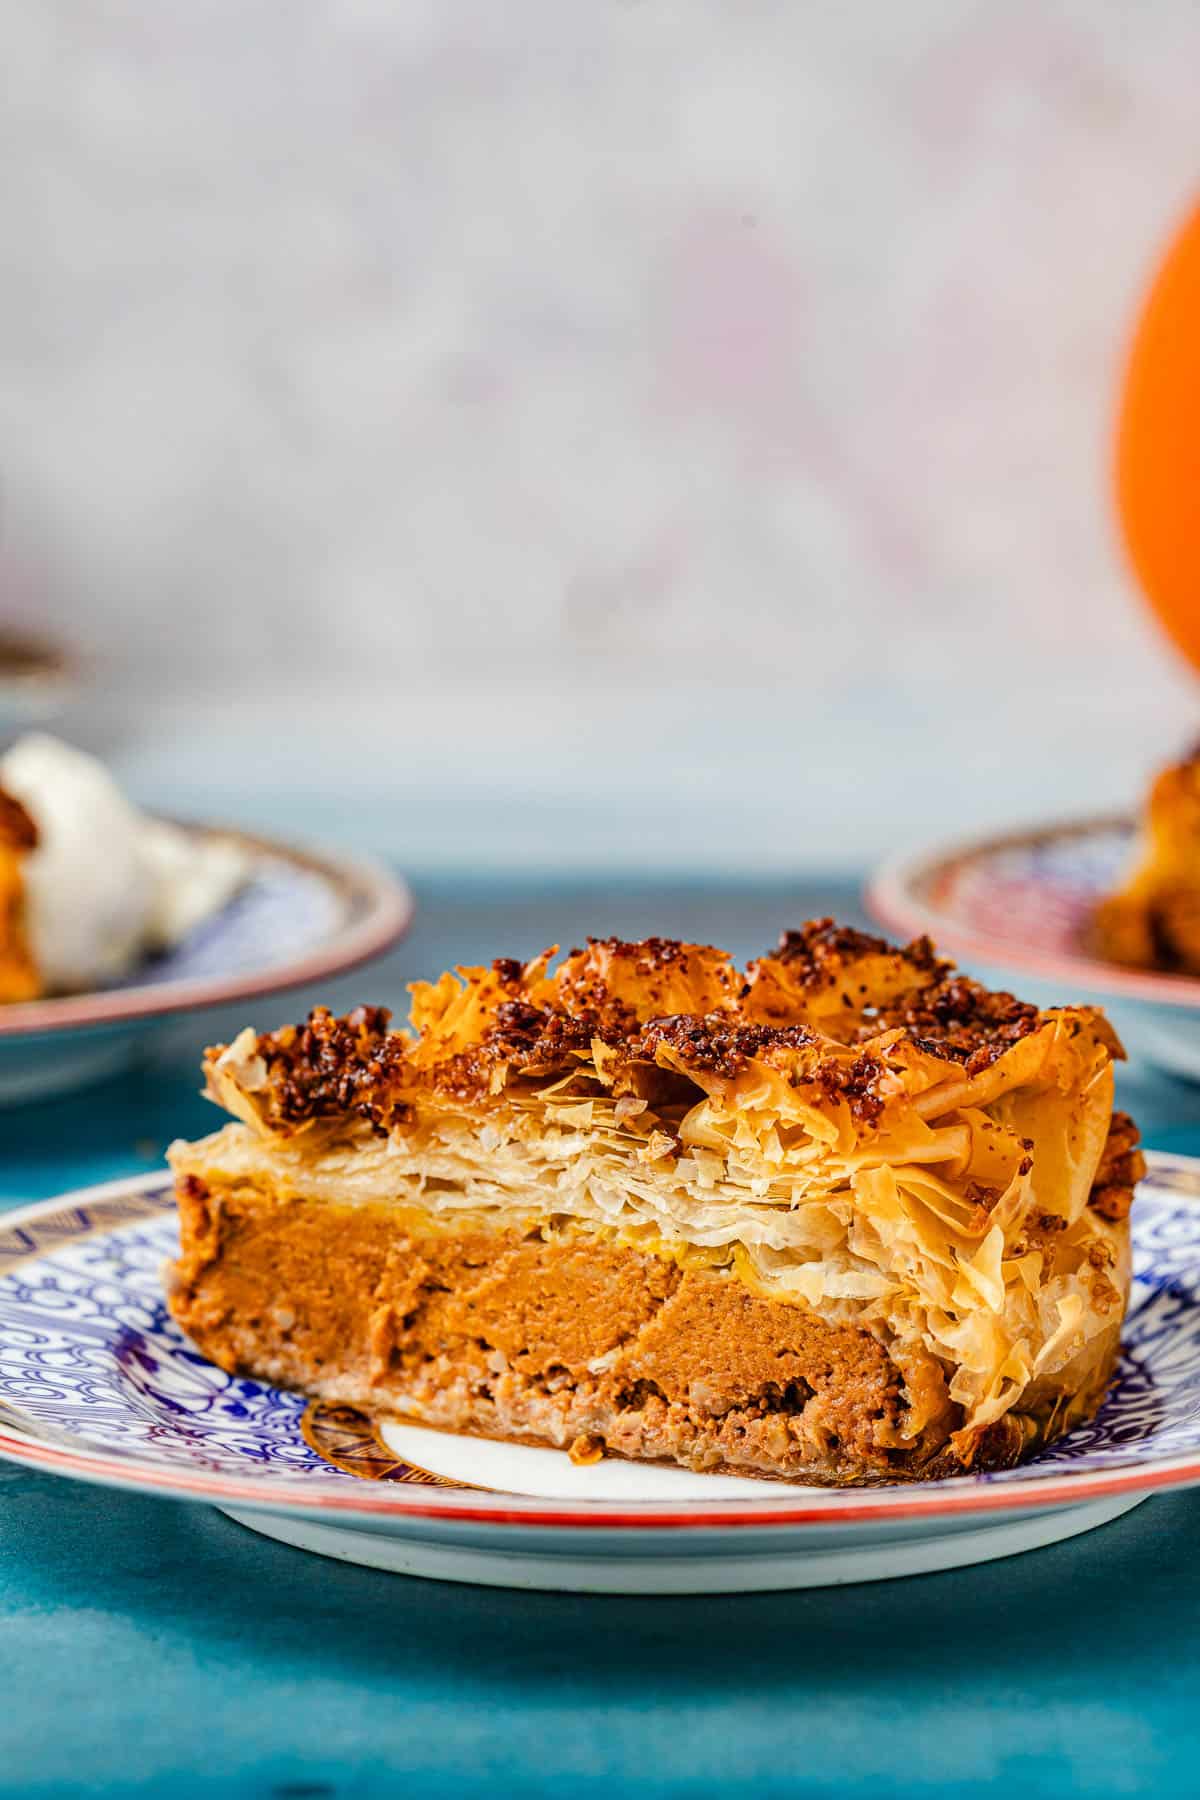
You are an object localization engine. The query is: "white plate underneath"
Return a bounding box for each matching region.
[219,1495,1145,1594]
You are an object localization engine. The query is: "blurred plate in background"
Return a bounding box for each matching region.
[0,823,412,1102]
[868,816,1200,1080]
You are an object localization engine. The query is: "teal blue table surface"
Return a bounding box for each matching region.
[3,877,1200,1799]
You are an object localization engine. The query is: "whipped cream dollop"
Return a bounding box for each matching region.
[0,733,250,992]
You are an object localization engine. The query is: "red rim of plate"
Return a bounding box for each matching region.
[0,822,414,1034]
[0,1169,1197,1533]
[867,812,1200,1010]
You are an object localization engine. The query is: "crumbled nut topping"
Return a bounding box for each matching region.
[629,1015,817,1078]
[1088,1110,1146,1221]
[769,918,944,987]
[865,974,1041,1070]
[254,1005,410,1132]
[813,1049,888,1124]
[215,923,1104,1134]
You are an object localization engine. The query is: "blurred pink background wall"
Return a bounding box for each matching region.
[3,3,1198,868]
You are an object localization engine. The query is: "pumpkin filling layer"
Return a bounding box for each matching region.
[169,1178,965,1483]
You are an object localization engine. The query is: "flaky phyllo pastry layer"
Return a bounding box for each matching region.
[170,924,1142,1483]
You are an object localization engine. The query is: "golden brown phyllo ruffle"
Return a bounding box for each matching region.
[1094,743,1200,973]
[0,786,39,1002]
[167,922,1142,1486]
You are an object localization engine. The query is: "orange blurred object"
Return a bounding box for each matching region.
[1117,201,1200,671]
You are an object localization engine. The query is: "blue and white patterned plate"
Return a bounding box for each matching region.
[0,1157,1196,1591]
[0,822,412,1102]
[869,816,1200,1081]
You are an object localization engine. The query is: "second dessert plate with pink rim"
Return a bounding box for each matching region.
[0,821,413,1102]
[2,1154,1200,1592]
[868,814,1200,1081]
